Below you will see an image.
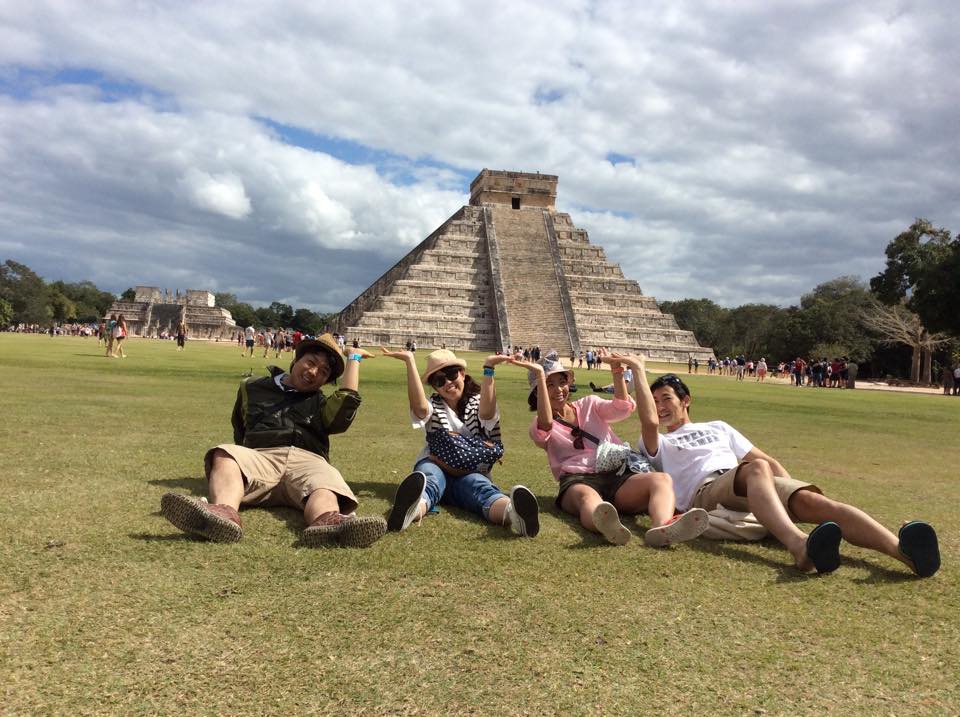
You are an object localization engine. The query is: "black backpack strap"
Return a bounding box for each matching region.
[552,415,602,446]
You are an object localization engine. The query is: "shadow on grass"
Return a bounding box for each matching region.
[147,476,206,494]
[842,555,917,584]
[349,479,403,503]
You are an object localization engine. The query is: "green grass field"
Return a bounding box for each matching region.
[1,334,957,715]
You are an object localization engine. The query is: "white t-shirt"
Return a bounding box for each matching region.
[244,326,255,341]
[640,421,754,511]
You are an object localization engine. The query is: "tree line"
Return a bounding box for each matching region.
[660,219,960,383]
[0,260,334,336]
[3,219,957,380]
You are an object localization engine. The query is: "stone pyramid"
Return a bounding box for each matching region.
[336,169,714,362]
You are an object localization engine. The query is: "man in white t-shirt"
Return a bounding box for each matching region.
[629,361,940,577]
[243,325,256,357]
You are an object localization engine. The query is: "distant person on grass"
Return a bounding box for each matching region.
[512,351,707,547]
[161,334,387,548]
[381,347,540,537]
[633,369,940,577]
[243,324,255,357]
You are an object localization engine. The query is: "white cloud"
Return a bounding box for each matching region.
[178,170,251,220]
[0,0,957,311]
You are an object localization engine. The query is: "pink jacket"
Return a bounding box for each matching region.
[529,394,635,480]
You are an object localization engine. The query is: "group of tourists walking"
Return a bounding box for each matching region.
[159,335,940,578]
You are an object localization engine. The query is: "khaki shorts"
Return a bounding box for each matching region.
[205,444,358,513]
[692,462,820,521]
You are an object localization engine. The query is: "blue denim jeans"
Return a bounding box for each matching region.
[414,458,506,519]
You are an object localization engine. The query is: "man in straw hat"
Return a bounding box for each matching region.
[160,334,387,548]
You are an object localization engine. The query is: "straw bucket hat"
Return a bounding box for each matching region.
[421,349,468,383]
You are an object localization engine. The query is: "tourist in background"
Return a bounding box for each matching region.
[243,325,255,357]
[382,347,539,537]
[111,314,127,358]
[756,357,767,382]
[176,320,187,351]
[512,352,707,547]
[105,314,116,357]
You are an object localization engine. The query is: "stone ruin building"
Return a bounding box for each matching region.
[336,169,714,362]
[105,287,237,340]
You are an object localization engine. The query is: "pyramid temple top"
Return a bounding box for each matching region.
[469,169,558,210]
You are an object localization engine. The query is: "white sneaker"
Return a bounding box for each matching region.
[388,471,427,532]
[506,485,540,537]
[592,501,631,545]
[644,508,709,547]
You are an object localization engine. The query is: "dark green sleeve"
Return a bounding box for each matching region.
[231,384,246,444]
[320,388,362,434]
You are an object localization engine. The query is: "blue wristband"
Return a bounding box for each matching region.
[349,353,363,362]
[483,366,495,377]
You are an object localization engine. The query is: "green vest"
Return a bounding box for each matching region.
[230,367,361,460]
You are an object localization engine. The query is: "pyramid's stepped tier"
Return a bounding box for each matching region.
[340,207,499,350]
[335,169,714,361]
[489,205,573,353]
[551,220,714,361]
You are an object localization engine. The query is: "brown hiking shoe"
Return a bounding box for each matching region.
[160,492,243,543]
[303,511,387,548]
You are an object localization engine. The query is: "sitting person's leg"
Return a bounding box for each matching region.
[559,478,630,545]
[443,470,507,523]
[284,448,386,548]
[388,460,444,531]
[787,489,939,576]
[160,445,268,543]
[613,472,708,546]
[695,461,827,572]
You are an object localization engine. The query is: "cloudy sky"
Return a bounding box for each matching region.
[1,1,957,312]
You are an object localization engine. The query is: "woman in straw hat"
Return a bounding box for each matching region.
[381,347,540,537]
[510,351,707,547]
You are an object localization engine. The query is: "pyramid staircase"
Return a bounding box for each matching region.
[337,170,714,362]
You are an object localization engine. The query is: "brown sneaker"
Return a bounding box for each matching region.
[303,511,387,548]
[160,492,243,543]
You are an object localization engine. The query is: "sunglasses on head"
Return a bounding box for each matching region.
[428,365,462,389]
[654,373,689,396]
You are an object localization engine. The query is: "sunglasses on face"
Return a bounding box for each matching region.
[428,365,462,389]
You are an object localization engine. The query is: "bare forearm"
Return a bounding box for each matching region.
[406,358,430,418]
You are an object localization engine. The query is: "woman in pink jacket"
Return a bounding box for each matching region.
[512,352,707,547]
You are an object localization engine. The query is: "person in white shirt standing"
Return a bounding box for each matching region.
[627,363,939,577]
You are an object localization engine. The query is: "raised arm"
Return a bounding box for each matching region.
[611,353,660,455]
[339,347,374,392]
[381,347,430,420]
[478,354,512,421]
[509,359,550,430]
[597,351,628,400]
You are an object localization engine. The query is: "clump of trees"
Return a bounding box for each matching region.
[0,260,117,325]
[0,259,334,335]
[660,218,959,382]
[212,294,333,335]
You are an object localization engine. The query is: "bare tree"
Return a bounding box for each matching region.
[861,300,951,383]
